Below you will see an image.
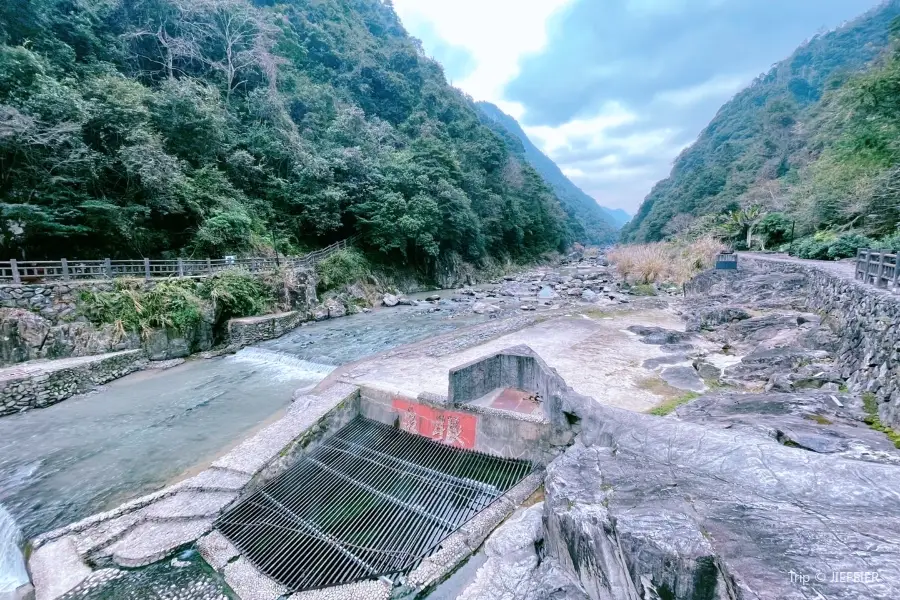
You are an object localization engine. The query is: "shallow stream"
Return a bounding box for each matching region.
[0,302,488,594]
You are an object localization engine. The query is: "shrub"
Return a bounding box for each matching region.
[79,270,271,340]
[791,233,874,260]
[792,237,830,259]
[201,270,272,322]
[608,236,725,285]
[79,280,204,339]
[826,233,873,259]
[316,248,371,291]
[757,213,792,249]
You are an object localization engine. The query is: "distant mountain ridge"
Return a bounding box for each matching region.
[621,0,900,243]
[476,101,627,244]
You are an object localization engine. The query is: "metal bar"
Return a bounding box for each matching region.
[215,417,533,592]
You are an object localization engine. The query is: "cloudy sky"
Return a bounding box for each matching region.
[392,0,883,213]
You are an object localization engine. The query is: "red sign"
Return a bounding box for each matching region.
[392,398,477,449]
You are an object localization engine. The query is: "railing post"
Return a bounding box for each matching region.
[9,258,20,284]
[856,249,864,280]
[104,258,112,278]
[144,258,151,281]
[893,254,900,292]
[877,252,888,288]
[60,258,70,281]
[864,250,873,284]
[206,258,212,275]
[177,258,184,278]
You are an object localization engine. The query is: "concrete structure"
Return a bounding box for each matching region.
[25,346,569,600]
[0,350,145,416]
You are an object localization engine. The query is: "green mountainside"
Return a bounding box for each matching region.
[0,0,575,271]
[477,101,626,244]
[622,0,900,248]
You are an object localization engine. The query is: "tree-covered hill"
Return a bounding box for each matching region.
[477,101,626,244]
[621,0,900,245]
[0,0,575,273]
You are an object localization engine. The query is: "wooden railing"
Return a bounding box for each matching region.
[856,249,900,292]
[0,237,356,283]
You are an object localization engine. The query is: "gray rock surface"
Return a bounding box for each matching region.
[381,294,399,307]
[539,397,900,600]
[659,365,705,393]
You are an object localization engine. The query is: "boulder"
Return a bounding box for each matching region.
[397,296,417,306]
[0,308,51,365]
[472,302,499,315]
[537,397,900,600]
[382,294,400,307]
[581,289,599,303]
[627,325,693,345]
[324,298,346,319]
[425,295,441,302]
[685,306,752,332]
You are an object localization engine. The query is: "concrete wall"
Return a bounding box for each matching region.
[733,257,900,428]
[448,345,571,428]
[0,350,146,416]
[359,385,557,464]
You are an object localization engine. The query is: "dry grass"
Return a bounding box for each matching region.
[607,236,726,285]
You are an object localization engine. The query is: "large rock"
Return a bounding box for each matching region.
[627,325,693,345]
[674,389,900,462]
[685,306,751,332]
[324,297,346,319]
[0,308,50,364]
[540,395,900,600]
[472,302,499,315]
[382,294,400,307]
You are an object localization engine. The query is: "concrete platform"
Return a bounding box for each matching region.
[337,309,689,412]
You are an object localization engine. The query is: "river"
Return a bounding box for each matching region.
[0,300,488,594]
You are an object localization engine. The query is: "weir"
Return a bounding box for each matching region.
[216,417,533,592]
[0,505,27,596]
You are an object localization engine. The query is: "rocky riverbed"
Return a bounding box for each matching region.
[457,258,900,600]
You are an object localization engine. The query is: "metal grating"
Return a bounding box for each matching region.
[215,417,533,592]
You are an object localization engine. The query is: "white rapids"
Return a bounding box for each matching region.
[0,504,27,596]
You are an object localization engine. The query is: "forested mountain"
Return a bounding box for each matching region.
[477,101,626,244]
[621,0,900,246]
[0,0,576,272]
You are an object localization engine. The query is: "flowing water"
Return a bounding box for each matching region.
[0,505,27,595]
[0,302,488,592]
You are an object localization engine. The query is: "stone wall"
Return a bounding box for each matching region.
[0,350,146,416]
[0,267,319,367]
[227,311,309,349]
[735,256,900,427]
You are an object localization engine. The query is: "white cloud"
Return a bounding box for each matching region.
[392,0,573,105]
[655,74,751,107]
[523,102,638,153]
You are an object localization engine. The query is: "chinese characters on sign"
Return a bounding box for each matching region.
[392,398,477,449]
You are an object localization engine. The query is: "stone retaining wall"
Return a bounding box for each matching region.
[227,311,308,348]
[741,256,900,427]
[0,350,146,416]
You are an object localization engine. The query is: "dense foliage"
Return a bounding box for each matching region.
[477,101,626,244]
[0,0,572,273]
[315,247,369,291]
[79,270,272,338]
[621,1,900,252]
